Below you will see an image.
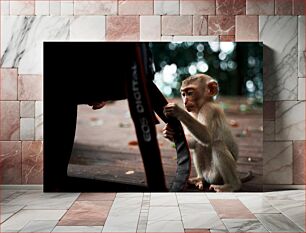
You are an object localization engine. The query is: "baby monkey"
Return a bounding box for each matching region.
[163,74,241,192]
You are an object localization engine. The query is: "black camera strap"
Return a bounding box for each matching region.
[127,43,191,192]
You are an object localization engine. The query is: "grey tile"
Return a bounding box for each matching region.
[6,191,79,210]
[0,209,66,232]
[256,213,304,232]
[275,101,305,140]
[0,204,25,223]
[52,226,103,232]
[222,219,269,232]
[20,220,58,232]
[260,16,298,101]
[298,16,305,78]
[238,196,279,214]
[148,206,181,221]
[146,220,184,232]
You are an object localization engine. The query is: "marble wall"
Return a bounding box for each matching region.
[0,0,305,187]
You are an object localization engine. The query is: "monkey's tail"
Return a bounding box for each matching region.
[240,171,254,183]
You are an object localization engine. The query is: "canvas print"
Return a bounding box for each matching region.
[43,42,263,192]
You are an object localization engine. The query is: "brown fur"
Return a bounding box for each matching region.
[163,74,241,192]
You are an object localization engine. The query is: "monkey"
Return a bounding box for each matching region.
[163,73,242,192]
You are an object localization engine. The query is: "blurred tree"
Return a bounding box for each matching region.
[150,42,263,105]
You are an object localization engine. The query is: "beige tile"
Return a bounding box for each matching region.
[140,16,161,41]
[10,0,34,15]
[20,118,35,140]
[210,199,256,219]
[58,201,113,226]
[35,101,43,140]
[154,0,179,15]
[275,0,293,15]
[74,1,117,15]
[193,16,208,36]
[0,101,20,140]
[246,0,274,15]
[293,0,305,15]
[208,16,235,36]
[0,141,22,184]
[0,69,18,100]
[162,16,192,36]
[216,0,245,15]
[119,0,153,15]
[236,16,259,41]
[20,101,35,118]
[106,16,139,41]
[22,141,43,184]
[180,0,215,15]
[18,75,42,101]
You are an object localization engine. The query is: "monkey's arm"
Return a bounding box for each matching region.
[164,103,212,146]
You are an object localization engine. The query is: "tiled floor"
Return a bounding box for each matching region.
[0,186,305,232]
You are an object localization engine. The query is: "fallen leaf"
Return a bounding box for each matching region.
[229,120,239,127]
[128,140,138,146]
[125,170,135,175]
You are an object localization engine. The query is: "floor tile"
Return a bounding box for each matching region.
[206,193,237,199]
[5,191,80,210]
[184,229,210,233]
[52,225,103,232]
[77,192,116,201]
[150,193,178,206]
[148,206,181,221]
[58,201,112,226]
[210,199,256,219]
[0,209,66,232]
[238,196,279,213]
[19,220,58,232]
[222,219,269,232]
[146,220,184,232]
[0,190,18,201]
[268,200,305,231]
[115,192,143,198]
[256,213,304,232]
[263,190,305,201]
[179,203,216,215]
[181,210,225,230]
[102,206,140,232]
[1,204,25,223]
[176,193,210,204]
[1,191,27,203]
[111,196,142,208]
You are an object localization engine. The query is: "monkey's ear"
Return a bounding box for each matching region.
[207,80,219,97]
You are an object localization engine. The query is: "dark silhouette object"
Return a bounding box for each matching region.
[43,42,190,192]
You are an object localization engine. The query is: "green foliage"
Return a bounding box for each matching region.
[150,42,263,105]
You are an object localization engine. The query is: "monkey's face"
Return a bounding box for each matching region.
[181,86,203,112]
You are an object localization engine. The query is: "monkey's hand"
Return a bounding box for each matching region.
[163,103,184,119]
[188,177,204,190]
[162,124,175,142]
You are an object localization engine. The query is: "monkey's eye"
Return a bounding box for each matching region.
[187,91,193,96]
